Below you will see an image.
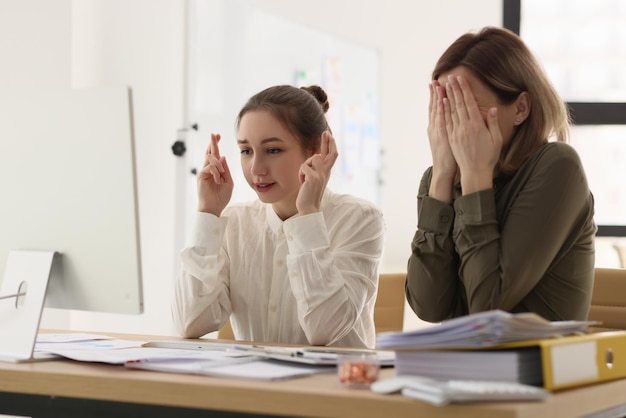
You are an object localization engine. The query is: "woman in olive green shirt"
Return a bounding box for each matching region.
[406,27,596,322]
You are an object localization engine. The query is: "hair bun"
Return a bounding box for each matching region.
[301,85,329,113]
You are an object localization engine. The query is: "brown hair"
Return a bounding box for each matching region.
[433,26,570,177]
[236,85,330,154]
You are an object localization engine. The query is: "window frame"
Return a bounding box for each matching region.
[503,0,626,237]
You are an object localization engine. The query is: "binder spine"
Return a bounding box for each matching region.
[542,333,626,391]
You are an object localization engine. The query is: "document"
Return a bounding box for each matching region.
[44,346,252,365]
[37,336,387,380]
[36,339,144,352]
[125,357,335,381]
[376,310,595,350]
[36,333,115,343]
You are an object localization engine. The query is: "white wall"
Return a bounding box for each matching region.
[3,0,501,335]
[0,0,71,90]
[0,0,74,327]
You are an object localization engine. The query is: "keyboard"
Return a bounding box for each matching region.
[401,379,550,406]
[371,376,549,405]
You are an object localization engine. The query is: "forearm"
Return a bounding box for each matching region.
[406,230,463,322]
[171,213,232,338]
[428,168,456,204]
[452,191,503,312]
[287,254,378,346]
[406,189,464,322]
[172,259,229,338]
[284,210,383,346]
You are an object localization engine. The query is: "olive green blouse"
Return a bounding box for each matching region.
[406,142,596,322]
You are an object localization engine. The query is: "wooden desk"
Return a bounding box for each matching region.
[2,334,626,418]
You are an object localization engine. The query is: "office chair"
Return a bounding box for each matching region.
[374,273,406,334]
[588,267,626,332]
[613,244,626,269]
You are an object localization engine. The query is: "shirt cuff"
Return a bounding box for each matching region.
[192,212,228,254]
[418,195,454,235]
[452,189,496,225]
[283,212,330,254]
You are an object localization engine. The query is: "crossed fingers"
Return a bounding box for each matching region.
[205,133,226,184]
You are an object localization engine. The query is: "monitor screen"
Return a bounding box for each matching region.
[0,86,143,315]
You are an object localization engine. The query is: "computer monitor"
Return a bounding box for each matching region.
[0,86,144,316]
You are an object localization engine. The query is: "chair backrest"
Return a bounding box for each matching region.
[374,273,406,334]
[218,272,407,340]
[588,267,626,332]
[217,319,235,340]
[614,244,626,269]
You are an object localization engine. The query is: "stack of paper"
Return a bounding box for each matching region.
[394,347,543,385]
[376,310,595,350]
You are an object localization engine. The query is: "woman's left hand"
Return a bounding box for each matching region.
[296,131,338,215]
[444,75,503,193]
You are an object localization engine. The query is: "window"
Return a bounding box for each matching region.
[504,0,626,268]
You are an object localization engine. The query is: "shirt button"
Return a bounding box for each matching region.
[287,234,293,241]
[208,263,215,269]
[276,259,285,267]
[457,210,463,216]
[441,216,449,222]
[269,305,277,313]
[212,228,221,235]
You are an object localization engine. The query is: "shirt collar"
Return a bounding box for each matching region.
[263,189,332,233]
[265,203,286,233]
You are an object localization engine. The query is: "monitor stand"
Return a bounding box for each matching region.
[0,250,59,362]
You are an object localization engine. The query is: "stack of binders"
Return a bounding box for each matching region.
[376,310,626,391]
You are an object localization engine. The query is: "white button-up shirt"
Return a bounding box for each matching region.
[172,190,385,348]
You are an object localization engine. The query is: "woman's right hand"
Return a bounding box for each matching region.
[197,133,234,216]
[427,81,457,203]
